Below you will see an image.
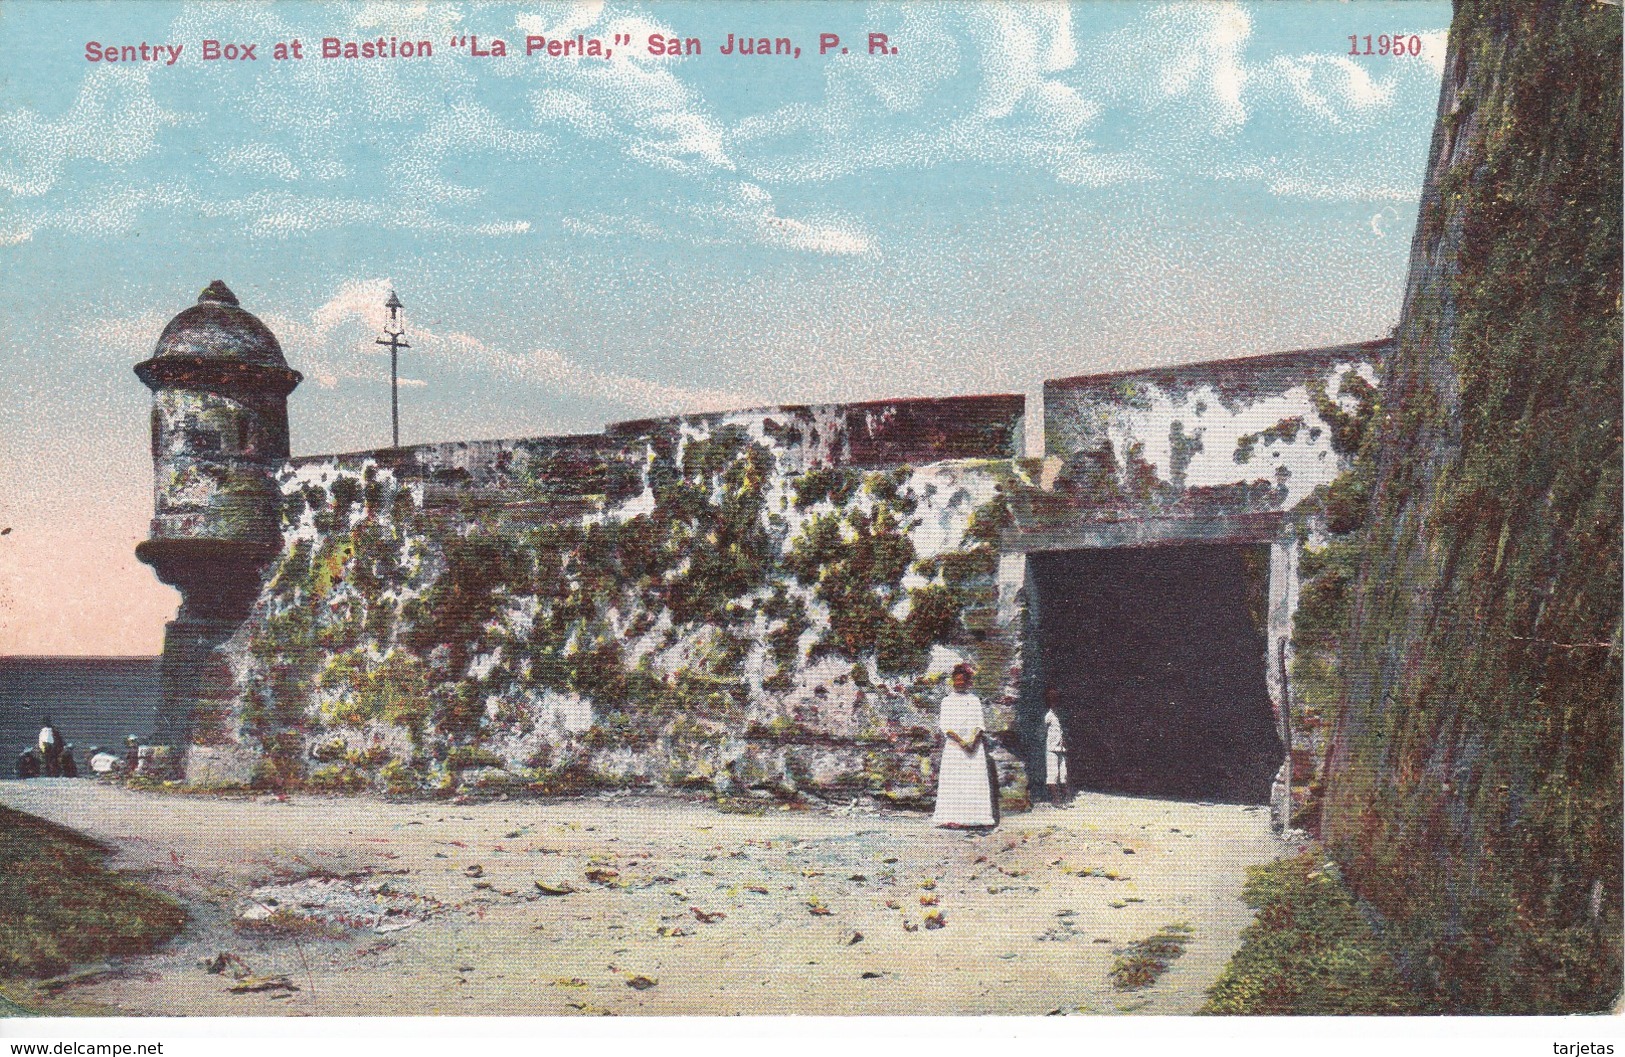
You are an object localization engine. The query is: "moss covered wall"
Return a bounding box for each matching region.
[1323,0,1622,1013]
[149,388,285,545]
[1030,343,1382,820]
[191,398,1035,807]
[1041,344,1382,523]
[173,349,1393,821]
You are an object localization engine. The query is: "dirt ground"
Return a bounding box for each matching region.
[0,780,1290,1016]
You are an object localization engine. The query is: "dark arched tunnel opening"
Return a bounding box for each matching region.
[1026,543,1283,804]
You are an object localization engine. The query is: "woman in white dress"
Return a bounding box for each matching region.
[933,664,996,828]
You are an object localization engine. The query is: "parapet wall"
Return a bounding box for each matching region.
[180,351,1381,814]
[1018,341,1387,551]
[607,393,1027,471]
[302,392,1027,485]
[190,394,1032,803]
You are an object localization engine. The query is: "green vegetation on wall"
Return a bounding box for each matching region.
[234,427,1018,799]
[0,807,185,980]
[788,466,999,677]
[1285,369,1380,832]
[1324,2,1622,1014]
[1203,849,1423,1015]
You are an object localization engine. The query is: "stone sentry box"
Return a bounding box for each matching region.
[134,282,1384,813]
[134,282,302,757]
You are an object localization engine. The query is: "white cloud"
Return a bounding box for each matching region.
[973,4,1078,120]
[1269,174,1416,203]
[1264,55,1397,127]
[353,1,465,39]
[1083,2,1253,135]
[213,143,303,182]
[8,179,533,242]
[262,278,425,390]
[565,178,872,256]
[1,3,549,243]
[736,4,1132,187]
[1415,30,1449,76]
[729,0,1432,194]
[1052,152,1159,188]
[1206,5,1252,130]
[521,12,737,176]
[1369,205,1404,238]
[24,1,838,256]
[1212,159,1419,204]
[306,278,399,341]
[393,99,557,206]
[510,5,878,256]
[756,213,871,256]
[0,67,184,197]
[521,345,753,414]
[26,184,200,237]
[67,310,172,366]
[0,0,1447,250]
[268,279,757,417]
[691,181,872,255]
[515,2,608,42]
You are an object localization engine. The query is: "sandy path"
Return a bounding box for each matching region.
[0,780,1286,1016]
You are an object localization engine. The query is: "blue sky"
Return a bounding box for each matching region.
[0,0,1450,653]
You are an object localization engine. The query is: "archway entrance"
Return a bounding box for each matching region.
[1028,543,1281,804]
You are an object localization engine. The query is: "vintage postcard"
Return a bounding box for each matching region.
[0,0,1618,1046]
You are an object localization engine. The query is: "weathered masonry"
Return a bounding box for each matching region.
[135,282,1386,820]
[1017,344,1383,808]
[135,281,303,754]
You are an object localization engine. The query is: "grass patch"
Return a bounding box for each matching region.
[0,806,185,980]
[1110,923,1192,990]
[0,990,41,1016]
[1202,849,1425,1014]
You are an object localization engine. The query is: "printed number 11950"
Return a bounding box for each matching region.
[1349,34,1424,57]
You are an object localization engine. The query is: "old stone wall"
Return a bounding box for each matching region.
[189,397,1036,807]
[1021,345,1382,809]
[1041,342,1382,519]
[175,343,1388,824]
[1322,0,1622,1013]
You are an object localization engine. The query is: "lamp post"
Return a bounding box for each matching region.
[376,290,410,449]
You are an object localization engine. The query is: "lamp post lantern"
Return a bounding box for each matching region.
[376,290,411,448]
